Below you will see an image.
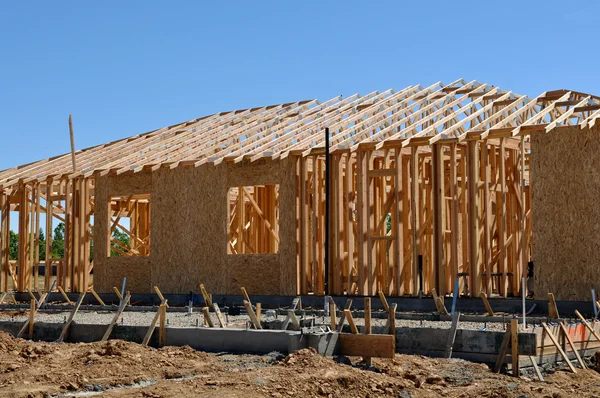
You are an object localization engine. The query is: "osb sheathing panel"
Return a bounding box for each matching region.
[531,125,600,300]
[152,165,227,294]
[94,158,298,295]
[102,257,152,293]
[226,254,281,295]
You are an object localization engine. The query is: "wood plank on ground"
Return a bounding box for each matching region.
[338,333,395,358]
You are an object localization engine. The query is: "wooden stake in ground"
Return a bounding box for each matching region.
[203,307,214,327]
[480,292,494,316]
[548,293,559,319]
[344,309,359,334]
[378,291,390,312]
[364,297,372,367]
[494,322,512,373]
[255,303,261,320]
[57,292,86,342]
[529,356,544,381]
[153,286,168,307]
[199,284,212,307]
[213,303,226,327]
[328,297,336,330]
[336,299,353,332]
[89,288,105,306]
[288,310,300,330]
[26,290,39,306]
[432,288,449,315]
[158,304,167,346]
[445,312,461,359]
[240,287,251,304]
[244,300,262,329]
[112,287,124,302]
[28,299,35,339]
[511,318,519,377]
[541,322,577,373]
[574,310,600,342]
[57,286,72,305]
[17,299,37,339]
[101,293,131,341]
[387,303,397,335]
[281,297,300,330]
[559,322,586,369]
[142,299,168,346]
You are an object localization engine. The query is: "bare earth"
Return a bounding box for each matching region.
[0,332,599,398]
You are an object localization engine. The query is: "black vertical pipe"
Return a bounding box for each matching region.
[324,127,330,296]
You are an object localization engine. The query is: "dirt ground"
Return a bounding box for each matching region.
[0,332,599,397]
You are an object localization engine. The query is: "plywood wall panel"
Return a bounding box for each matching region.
[226,254,280,295]
[152,165,227,294]
[532,125,600,300]
[94,158,297,295]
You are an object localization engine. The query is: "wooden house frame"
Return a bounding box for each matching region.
[1,79,599,297]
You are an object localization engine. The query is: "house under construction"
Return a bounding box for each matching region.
[1,79,599,300]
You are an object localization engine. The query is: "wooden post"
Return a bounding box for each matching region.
[328,298,336,330]
[29,299,35,339]
[364,297,372,367]
[158,304,167,346]
[388,303,397,335]
[510,318,519,377]
[255,303,261,320]
[57,292,86,342]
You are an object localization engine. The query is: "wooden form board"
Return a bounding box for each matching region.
[338,333,395,358]
[1,81,599,296]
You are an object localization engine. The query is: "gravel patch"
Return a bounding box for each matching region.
[0,309,506,331]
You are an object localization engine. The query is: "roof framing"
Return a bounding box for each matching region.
[1,79,599,189]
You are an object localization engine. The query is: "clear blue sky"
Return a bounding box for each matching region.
[1,0,599,171]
